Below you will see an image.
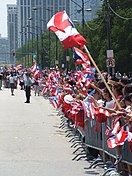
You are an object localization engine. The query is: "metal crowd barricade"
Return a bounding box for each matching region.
[84,114,132,166]
[85,115,103,152]
[122,142,132,165]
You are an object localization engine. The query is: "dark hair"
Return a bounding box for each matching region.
[113,84,123,95]
[123,83,132,96]
[103,87,112,98]
[110,76,120,82]
[123,93,132,103]
[120,78,129,85]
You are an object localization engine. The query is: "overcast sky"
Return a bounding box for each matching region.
[0,0,16,38]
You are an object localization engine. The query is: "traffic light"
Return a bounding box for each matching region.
[13,52,15,56]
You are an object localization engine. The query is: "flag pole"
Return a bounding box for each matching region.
[84,45,121,110]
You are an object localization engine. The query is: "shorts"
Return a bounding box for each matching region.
[10,83,15,89]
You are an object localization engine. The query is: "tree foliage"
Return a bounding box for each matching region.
[85,0,132,73]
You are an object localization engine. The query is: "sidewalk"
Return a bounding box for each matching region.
[0,88,104,176]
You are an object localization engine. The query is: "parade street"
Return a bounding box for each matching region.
[0,88,104,176]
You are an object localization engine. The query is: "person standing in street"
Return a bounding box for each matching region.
[0,73,3,90]
[8,73,15,95]
[24,73,33,103]
[34,77,40,96]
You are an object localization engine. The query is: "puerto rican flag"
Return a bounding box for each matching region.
[73,47,90,65]
[81,101,90,117]
[107,118,128,148]
[41,87,48,95]
[49,96,59,109]
[15,64,23,70]
[47,11,86,49]
[95,107,112,118]
[30,60,37,73]
[107,127,128,148]
[34,64,41,78]
[71,102,82,115]
[105,125,112,136]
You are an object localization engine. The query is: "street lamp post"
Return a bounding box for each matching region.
[27,24,36,65]
[19,32,24,65]
[40,19,45,69]
[32,6,44,68]
[27,26,30,67]
[71,0,90,37]
[105,0,115,75]
[46,8,55,68]
[82,0,85,37]
[22,37,24,65]
[30,32,34,65]
[22,26,27,67]
[28,17,40,64]
[56,36,58,65]
[36,33,39,64]
[31,8,39,65]
[48,30,51,68]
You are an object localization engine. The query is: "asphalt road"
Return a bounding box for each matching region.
[0,87,104,176]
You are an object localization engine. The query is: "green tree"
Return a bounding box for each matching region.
[85,0,132,73]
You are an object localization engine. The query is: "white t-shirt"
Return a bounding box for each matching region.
[97,99,104,106]
[9,76,15,84]
[105,99,115,108]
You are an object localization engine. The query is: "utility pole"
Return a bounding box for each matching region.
[40,20,44,69]
[27,28,30,67]
[48,30,51,68]
[36,33,39,64]
[106,0,111,50]
[56,36,58,63]
[24,29,27,68]
[82,0,85,37]
[31,32,33,65]
[105,0,115,75]
[21,35,24,66]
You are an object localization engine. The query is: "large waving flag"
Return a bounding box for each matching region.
[47,11,86,49]
[73,47,90,65]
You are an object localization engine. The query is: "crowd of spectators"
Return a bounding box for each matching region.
[0,65,132,175]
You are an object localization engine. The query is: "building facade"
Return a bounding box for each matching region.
[7,4,18,64]
[0,34,9,64]
[17,0,71,48]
